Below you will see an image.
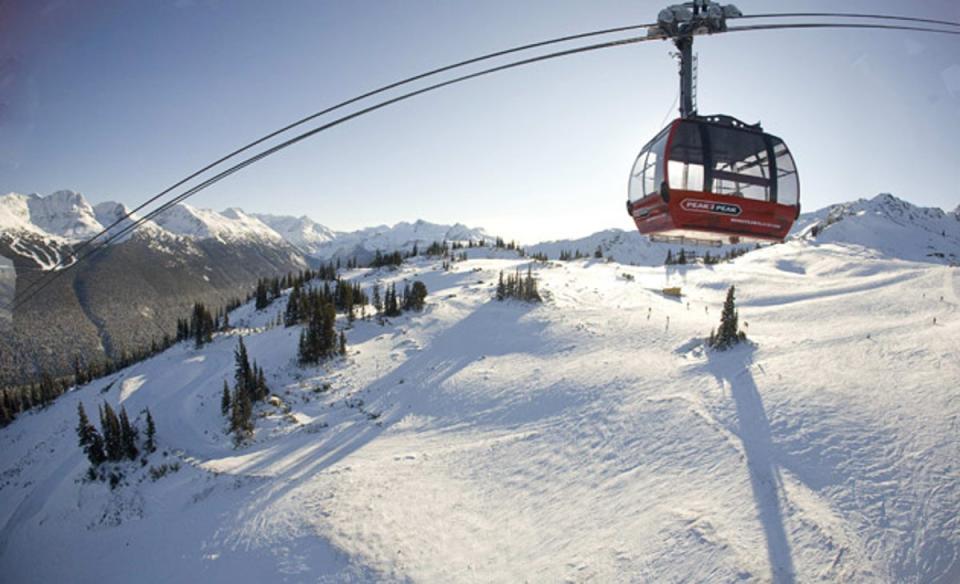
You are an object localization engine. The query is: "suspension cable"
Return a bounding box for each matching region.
[8,33,659,312]
[20,21,656,282]
[737,12,960,29]
[10,20,960,312]
[725,22,960,38]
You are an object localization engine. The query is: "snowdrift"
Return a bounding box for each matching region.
[1,238,957,582]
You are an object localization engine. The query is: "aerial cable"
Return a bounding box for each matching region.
[724,22,960,38]
[8,33,661,312]
[10,20,960,311]
[19,21,657,282]
[736,12,960,29]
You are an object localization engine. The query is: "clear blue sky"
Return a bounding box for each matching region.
[2,0,959,243]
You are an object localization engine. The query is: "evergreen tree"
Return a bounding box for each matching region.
[100,403,124,461]
[234,336,252,397]
[255,279,269,310]
[76,403,106,467]
[230,387,253,445]
[339,330,347,357]
[119,406,139,460]
[73,355,86,386]
[372,284,383,315]
[709,285,747,350]
[255,365,268,401]
[285,282,302,326]
[191,302,215,348]
[384,284,401,317]
[144,408,156,453]
[523,266,541,302]
[221,380,231,416]
[322,303,337,355]
[496,269,542,303]
[407,281,428,311]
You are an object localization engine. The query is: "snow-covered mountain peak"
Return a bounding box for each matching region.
[291,218,496,262]
[151,204,281,243]
[91,201,175,242]
[791,193,960,263]
[22,190,102,241]
[528,227,754,266]
[251,213,338,253]
[0,192,48,237]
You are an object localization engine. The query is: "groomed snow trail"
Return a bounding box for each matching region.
[0,241,957,583]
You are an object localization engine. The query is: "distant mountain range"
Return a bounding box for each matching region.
[0,191,497,385]
[0,190,495,265]
[0,189,957,385]
[530,193,960,266]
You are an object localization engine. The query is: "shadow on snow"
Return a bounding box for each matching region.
[704,344,796,584]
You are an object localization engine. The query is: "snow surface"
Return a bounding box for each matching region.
[92,201,166,242]
[791,193,960,264]
[1,191,497,266]
[1,236,958,582]
[0,191,169,244]
[24,190,103,241]
[252,214,339,255]
[528,228,755,266]
[301,219,495,261]
[152,204,283,244]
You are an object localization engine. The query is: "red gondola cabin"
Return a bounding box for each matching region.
[627,115,800,244]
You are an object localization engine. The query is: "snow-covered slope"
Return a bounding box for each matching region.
[1,243,957,582]
[150,204,283,244]
[529,228,754,266]
[304,219,495,262]
[24,190,103,240]
[791,193,960,263]
[0,191,290,246]
[252,213,339,254]
[0,193,50,238]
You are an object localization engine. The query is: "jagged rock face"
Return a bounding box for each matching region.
[25,190,103,240]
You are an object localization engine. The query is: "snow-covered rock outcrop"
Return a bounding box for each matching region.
[791,193,960,263]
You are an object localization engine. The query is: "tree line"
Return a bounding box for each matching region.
[496,267,542,303]
[76,401,156,486]
[1,264,342,429]
[220,336,269,445]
